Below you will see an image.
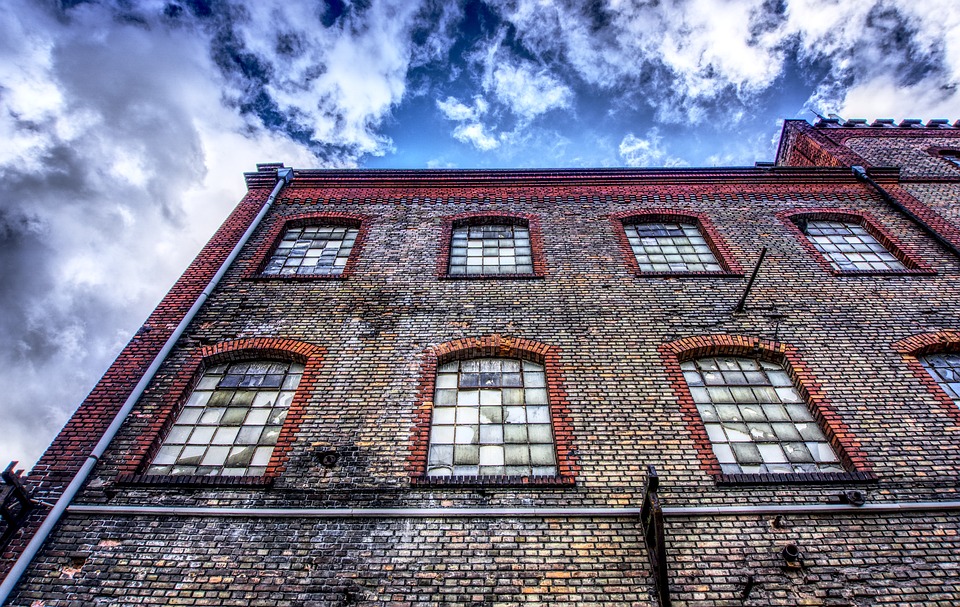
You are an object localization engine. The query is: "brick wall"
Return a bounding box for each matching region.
[7,163,960,605]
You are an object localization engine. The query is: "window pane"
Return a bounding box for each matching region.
[426,357,556,477]
[803,220,905,272]
[262,225,359,276]
[624,221,722,273]
[149,360,301,476]
[684,356,842,474]
[921,353,960,408]
[448,224,534,275]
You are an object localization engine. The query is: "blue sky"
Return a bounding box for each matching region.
[1,0,958,466]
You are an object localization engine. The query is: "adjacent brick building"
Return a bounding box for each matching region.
[3,118,960,606]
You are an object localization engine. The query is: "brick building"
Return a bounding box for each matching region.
[2,118,960,606]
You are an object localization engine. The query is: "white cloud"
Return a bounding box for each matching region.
[231,1,430,161]
[0,1,319,467]
[618,130,688,167]
[452,122,501,151]
[490,61,573,120]
[437,96,488,121]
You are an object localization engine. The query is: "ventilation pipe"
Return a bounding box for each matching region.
[0,167,293,604]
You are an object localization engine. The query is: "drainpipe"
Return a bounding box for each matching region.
[0,167,293,604]
[851,165,960,260]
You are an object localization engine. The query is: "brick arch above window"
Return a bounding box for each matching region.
[893,331,960,424]
[658,334,875,484]
[246,211,369,280]
[610,209,743,276]
[779,208,934,276]
[119,337,325,485]
[408,335,577,485]
[925,146,960,170]
[438,211,547,278]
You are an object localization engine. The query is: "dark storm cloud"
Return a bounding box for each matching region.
[0,0,436,466]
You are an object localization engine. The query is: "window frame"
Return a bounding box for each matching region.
[924,146,960,172]
[409,336,576,486]
[246,212,369,280]
[659,335,875,485]
[611,210,743,277]
[437,212,547,279]
[781,209,934,276]
[118,338,324,486]
[893,331,960,427]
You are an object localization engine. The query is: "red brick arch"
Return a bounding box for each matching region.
[119,337,325,484]
[892,331,960,425]
[658,334,874,483]
[437,211,547,278]
[407,335,577,485]
[609,208,743,276]
[244,211,370,279]
[778,208,934,276]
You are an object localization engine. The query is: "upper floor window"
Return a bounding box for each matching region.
[449,223,533,276]
[799,218,906,272]
[681,356,843,474]
[426,357,557,477]
[147,360,303,477]
[262,225,359,276]
[920,353,960,408]
[940,151,960,169]
[624,221,723,273]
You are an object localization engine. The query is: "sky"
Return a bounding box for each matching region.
[1,0,959,468]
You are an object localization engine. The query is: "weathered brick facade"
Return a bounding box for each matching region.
[3,124,960,606]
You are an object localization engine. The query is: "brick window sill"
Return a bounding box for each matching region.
[828,268,936,277]
[116,473,276,488]
[632,271,744,278]
[411,475,575,488]
[440,273,545,280]
[715,470,877,486]
[247,273,349,281]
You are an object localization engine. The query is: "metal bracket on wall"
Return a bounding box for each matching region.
[640,465,671,607]
[1,461,38,549]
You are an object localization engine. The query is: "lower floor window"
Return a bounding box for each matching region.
[148,360,303,476]
[682,356,843,474]
[427,357,557,477]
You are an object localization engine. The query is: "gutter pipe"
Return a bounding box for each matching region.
[0,168,293,604]
[66,500,960,519]
[851,165,960,260]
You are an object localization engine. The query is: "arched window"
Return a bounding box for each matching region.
[448,222,533,276]
[798,218,905,272]
[147,360,304,477]
[939,150,960,170]
[263,224,359,276]
[624,220,723,273]
[920,353,960,409]
[681,356,843,474]
[426,357,556,477]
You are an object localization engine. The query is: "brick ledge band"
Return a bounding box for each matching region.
[66,501,960,518]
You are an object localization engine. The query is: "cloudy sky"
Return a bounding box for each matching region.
[1,0,958,468]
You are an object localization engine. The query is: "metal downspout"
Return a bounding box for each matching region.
[851,165,960,260]
[0,167,293,604]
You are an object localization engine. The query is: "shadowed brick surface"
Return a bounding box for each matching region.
[7,127,960,605]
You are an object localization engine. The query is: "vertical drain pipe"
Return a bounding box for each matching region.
[851,165,960,260]
[0,167,293,604]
